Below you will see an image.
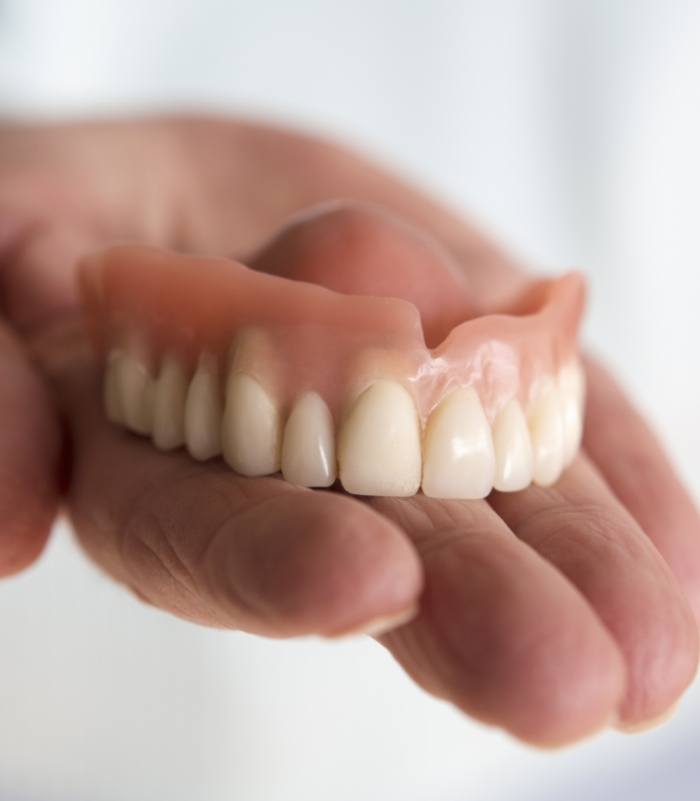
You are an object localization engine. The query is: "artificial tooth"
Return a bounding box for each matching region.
[281,392,336,487]
[116,351,154,435]
[528,377,565,487]
[152,354,188,451]
[222,372,281,476]
[103,350,124,424]
[184,353,222,461]
[492,399,534,492]
[558,361,586,464]
[421,387,495,499]
[338,380,421,497]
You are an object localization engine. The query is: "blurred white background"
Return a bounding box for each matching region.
[1,1,699,799]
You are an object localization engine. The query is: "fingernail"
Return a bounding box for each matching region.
[326,603,419,639]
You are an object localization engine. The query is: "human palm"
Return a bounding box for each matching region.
[1,117,698,745]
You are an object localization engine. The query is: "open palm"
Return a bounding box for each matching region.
[1,117,698,745]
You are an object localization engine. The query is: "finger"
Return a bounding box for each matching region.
[489,456,699,728]
[370,495,625,746]
[583,357,700,620]
[35,319,422,636]
[0,320,60,575]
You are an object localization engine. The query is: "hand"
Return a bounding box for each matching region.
[1,117,698,745]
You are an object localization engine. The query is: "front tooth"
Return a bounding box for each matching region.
[222,373,281,476]
[116,351,154,435]
[338,380,421,497]
[103,350,125,424]
[152,354,188,451]
[492,399,534,492]
[184,353,222,461]
[422,387,495,499]
[558,361,586,464]
[281,392,336,487]
[528,377,565,486]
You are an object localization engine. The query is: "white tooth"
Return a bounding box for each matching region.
[103,350,125,424]
[281,392,336,487]
[116,351,154,435]
[152,354,188,451]
[558,361,586,464]
[528,377,565,487]
[184,353,222,461]
[222,373,281,476]
[338,380,421,497]
[421,387,495,499]
[492,399,534,492]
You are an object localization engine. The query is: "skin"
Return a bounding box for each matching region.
[0,117,699,746]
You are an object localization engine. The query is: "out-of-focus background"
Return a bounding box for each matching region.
[1,1,699,799]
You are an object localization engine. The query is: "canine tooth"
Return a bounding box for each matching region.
[222,373,281,476]
[116,352,154,435]
[152,354,188,451]
[184,353,222,461]
[492,399,534,492]
[103,350,124,424]
[528,377,565,486]
[422,387,495,499]
[338,380,421,497]
[281,392,336,487]
[559,361,585,464]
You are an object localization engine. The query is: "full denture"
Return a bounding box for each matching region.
[80,243,586,499]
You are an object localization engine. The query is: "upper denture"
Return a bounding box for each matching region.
[82,239,586,498]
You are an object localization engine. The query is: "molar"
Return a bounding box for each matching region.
[281,391,336,487]
[338,380,421,497]
[184,352,222,461]
[421,387,495,499]
[152,354,189,451]
[492,399,534,492]
[222,372,282,477]
[103,350,125,424]
[528,377,565,486]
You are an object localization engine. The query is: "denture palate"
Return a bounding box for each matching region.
[81,245,586,499]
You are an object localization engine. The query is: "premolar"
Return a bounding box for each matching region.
[492,399,534,492]
[338,380,421,497]
[184,353,222,461]
[281,391,336,487]
[152,354,188,451]
[421,387,495,499]
[222,372,281,476]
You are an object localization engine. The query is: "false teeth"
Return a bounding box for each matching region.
[528,378,565,487]
[222,372,282,477]
[184,353,222,461]
[281,392,336,487]
[338,380,422,497]
[422,387,495,499]
[492,399,534,492]
[152,354,188,451]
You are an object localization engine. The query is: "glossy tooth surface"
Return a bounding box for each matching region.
[152,354,188,451]
[559,361,586,464]
[184,353,222,461]
[338,380,421,497]
[422,387,495,499]
[492,399,534,492]
[103,350,124,424]
[528,378,565,487]
[116,351,154,435]
[222,373,281,476]
[281,392,336,487]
